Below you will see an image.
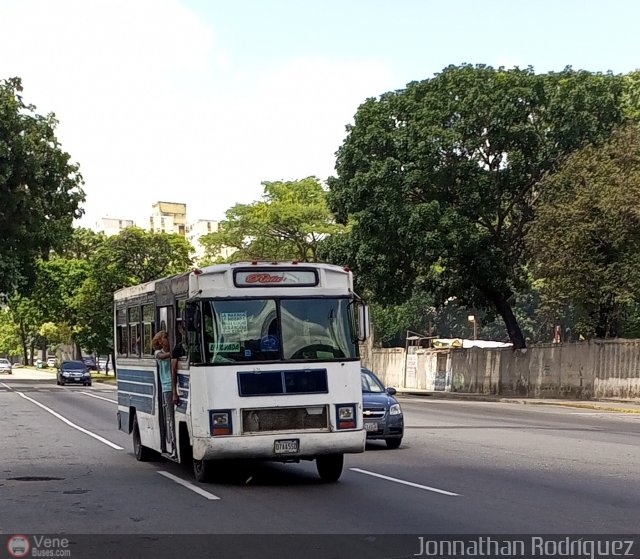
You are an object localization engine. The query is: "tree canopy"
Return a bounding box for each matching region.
[0,77,85,295]
[200,177,346,263]
[328,64,627,348]
[73,228,193,355]
[529,123,640,339]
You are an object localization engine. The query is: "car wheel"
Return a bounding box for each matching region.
[56,380,60,385]
[87,382,92,387]
[60,381,65,386]
[132,415,155,462]
[316,453,344,482]
[385,438,402,449]
[193,457,213,483]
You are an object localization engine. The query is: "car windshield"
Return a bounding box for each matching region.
[361,370,386,393]
[0,359,9,364]
[200,297,358,364]
[62,361,85,370]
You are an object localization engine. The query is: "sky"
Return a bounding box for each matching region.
[1,0,639,228]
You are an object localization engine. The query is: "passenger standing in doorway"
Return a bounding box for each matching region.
[153,330,177,457]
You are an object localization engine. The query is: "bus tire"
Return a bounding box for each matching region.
[193,458,213,483]
[316,453,344,482]
[132,414,155,462]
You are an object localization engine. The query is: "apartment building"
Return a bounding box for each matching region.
[96,217,135,237]
[149,201,187,235]
[186,219,236,263]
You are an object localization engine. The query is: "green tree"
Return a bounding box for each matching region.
[201,177,346,264]
[328,64,627,348]
[0,309,21,358]
[73,228,193,359]
[623,70,640,120]
[54,227,106,259]
[529,123,640,339]
[0,77,85,294]
[6,295,42,365]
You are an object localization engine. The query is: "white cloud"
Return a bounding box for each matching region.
[0,0,397,228]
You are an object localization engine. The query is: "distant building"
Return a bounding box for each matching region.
[187,219,236,263]
[187,219,217,261]
[96,217,135,237]
[150,201,187,236]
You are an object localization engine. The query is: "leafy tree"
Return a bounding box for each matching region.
[328,65,627,348]
[201,177,346,264]
[73,228,193,359]
[529,123,640,339]
[0,309,21,358]
[0,77,85,295]
[6,295,42,365]
[54,227,106,259]
[623,70,640,121]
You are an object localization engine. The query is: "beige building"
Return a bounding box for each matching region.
[149,201,187,235]
[96,217,135,237]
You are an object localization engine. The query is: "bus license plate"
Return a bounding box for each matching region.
[274,439,299,455]
[364,422,378,432]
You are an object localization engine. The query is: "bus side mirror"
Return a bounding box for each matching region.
[184,305,200,332]
[358,303,370,342]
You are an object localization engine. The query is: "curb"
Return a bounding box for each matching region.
[397,391,640,414]
[505,400,640,414]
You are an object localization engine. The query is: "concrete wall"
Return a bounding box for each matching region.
[361,339,640,400]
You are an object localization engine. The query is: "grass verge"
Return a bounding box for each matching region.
[92,372,117,385]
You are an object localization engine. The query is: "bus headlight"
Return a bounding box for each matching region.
[389,403,402,416]
[210,410,232,436]
[336,404,356,430]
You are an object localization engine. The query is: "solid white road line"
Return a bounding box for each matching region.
[13,390,124,450]
[80,391,118,404]
[157,471,221,500]
[350,468,460,496]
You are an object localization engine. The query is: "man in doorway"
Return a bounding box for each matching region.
[153,330,177,458]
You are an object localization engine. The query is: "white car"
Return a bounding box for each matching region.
[0,358,12,374]
[47,357,57,368]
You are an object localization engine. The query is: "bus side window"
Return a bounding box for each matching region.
[128,306,141,357]
[116,308,128,356]
[142,304,155,356]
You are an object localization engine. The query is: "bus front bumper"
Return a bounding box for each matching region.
[192,429,366,461]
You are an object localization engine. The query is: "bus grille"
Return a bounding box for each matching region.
[242,406,328,433]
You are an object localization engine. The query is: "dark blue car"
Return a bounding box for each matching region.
[361,368,404,449]
[57,360,92,386]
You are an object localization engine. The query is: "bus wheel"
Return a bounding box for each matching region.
[193,458,213,483]
[132,415,155,462]
[316,453,344,482]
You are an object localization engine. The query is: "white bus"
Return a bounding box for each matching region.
[114,261,370,482]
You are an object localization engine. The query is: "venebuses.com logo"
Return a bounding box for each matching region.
[7,535,30,558]
[6,535,71,557]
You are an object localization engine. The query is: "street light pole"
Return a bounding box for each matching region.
[468,315,477,340]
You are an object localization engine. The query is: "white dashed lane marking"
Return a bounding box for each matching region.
[157,471,221,500]
[350,468,460,496]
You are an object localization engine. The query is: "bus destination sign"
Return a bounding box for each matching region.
[234,269,318,288]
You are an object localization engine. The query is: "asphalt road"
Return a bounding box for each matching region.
[1,370,639,555]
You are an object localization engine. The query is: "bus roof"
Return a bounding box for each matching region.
[114,261,354,301]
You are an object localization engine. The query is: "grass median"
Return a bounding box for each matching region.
[92,372,117,385]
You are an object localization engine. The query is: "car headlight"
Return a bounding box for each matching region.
[83,372,91,377]
[389,403,402,416]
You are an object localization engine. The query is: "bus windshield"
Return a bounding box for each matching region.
[200,297,358,364]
